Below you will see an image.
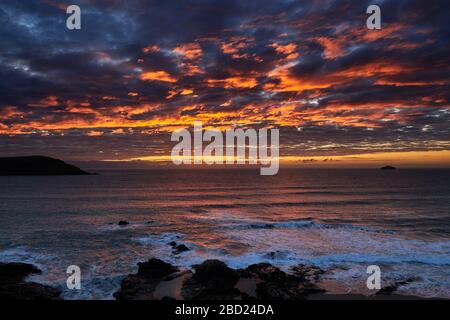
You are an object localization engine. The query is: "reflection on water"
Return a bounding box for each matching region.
[0,169,449,299]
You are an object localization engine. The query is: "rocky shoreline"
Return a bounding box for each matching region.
[0,259,432,300]
[114,258,325,300]
[113,258,428,300]
[0,262,61,300]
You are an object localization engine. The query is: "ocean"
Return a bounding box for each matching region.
[0,168,449,299]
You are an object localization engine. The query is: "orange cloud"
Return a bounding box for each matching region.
[280,151,450,168]
[346,23,405,43]
[314,37,345,59]
[271,43,299,60]
[142,45,161,53]
[0,106,25,119]
[86,130,104,137]
[124,150,450,168]
[264,67,331,92]
[102,96,119,100]
[221,37,253,54]
[173,43,202,60]
[166,88,194,99]
[181,89,193,95]
[112,128,126,134]
[42,0,68,11]
[207,77,258,89]
[265,59,418,93]
[28,95,59,107]
[140,71,177,83]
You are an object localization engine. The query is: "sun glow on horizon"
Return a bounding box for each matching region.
[102,150,450,168]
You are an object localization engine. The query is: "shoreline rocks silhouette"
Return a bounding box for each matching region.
[0,156,92,175]
[380,165,396,170]
[0,262,61,300]
[114,258,325,300]
[0,259,429,300]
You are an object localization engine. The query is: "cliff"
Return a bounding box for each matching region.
[0,156,91,175]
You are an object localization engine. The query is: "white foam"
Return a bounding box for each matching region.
[131,218,450,299]
[0,246,57,272]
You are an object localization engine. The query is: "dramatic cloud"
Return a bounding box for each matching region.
[0,0,449,164]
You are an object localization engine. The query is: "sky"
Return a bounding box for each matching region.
[0,0,449,167]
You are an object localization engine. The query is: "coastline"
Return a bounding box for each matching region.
[1,258,441,300]
[1,169,449,300]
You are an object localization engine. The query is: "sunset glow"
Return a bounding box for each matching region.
[0,0,448,167]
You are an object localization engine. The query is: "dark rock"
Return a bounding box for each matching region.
[0,156,91,176]
[118,220,129,226]
[137,258,179,278]
[182,284,242,300]
[193,260,239,288]
[242,263,286,281]
[0,262,41,283]
[266,251,290,260]
[292,264,325,282]
[173,244,189,254]
[241,263,324,300]
[240,292,256,300]
[376,277,417,296]
[376,285,398,295]
[181,260,240,300]
[116,258,325,301]
[169,241,177,247]
[181,276,241,300]
[0,263,61,300]
[114,274,157,300]
[163,270,192,281]
[114,258,179,300]
[380,165,396,170]
[0,282,62,300]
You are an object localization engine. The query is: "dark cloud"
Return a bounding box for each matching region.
[0,0,449,160]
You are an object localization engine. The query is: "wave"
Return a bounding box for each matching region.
[135,232,184,246]
[220,250,450,269]
[61,274,125,300]
[194,200,381,210]
[0,246,56,272]
[308,252,450,266]
[223,218,392,234]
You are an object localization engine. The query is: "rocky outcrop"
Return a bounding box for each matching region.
[0,156,91,175]
[380,165,396,170]
[182,260,241,300]
[239,263,325,300]
[114,258,325,300]
[292,264,325,282]
[173,244,189,254]
[137,258,179,278]
[376,277,417,296]
[0,262,61,300]
[0,262,41,283]
[114,258,179,300]
[169,241,190,254]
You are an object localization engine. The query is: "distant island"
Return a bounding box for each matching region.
[380,165,397,170]
[0,156,91,176]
